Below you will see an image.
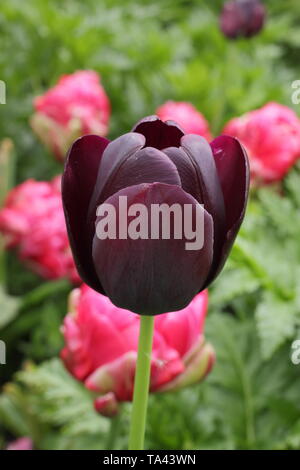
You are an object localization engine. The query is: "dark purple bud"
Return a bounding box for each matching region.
[220,0,266,39]
[62,116,249,315]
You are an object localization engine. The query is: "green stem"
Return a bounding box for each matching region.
[106,412,121,450]
[0,139,14,287]
[128,315,154,450]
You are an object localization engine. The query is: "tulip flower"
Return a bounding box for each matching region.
[220,0,266,39]
[156,101,212,141]
[62,115,249,316]
[62,115,249,450]
[31,70,110,160]
[0,176,79,282]
[61,284,214,417]
[223,102,300,183]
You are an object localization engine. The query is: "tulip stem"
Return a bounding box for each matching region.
[128,315,154,450]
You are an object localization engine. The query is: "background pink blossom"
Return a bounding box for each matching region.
[31,70,111,160]
[223,102,300,183]
[0,176,79,282]
[6,437,33,450]
[156,101,212,141]
[61,285,214,416]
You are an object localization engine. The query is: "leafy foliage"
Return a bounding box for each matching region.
[1,0,300,450]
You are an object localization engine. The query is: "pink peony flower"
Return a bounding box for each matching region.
[156,101,212,141]
[0,176,80,282]
[61,284,214,416]
[31,70,111,160]
[223,102,300,183]
[6,437,33,450]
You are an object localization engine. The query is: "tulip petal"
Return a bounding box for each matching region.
[132,115,184,149]
[208,135,250,283]
[180,134,226,279]
[87,132,145,213]
[62,135,109,291]
[211,135,249,229]
[163,146,202,202]
[99,146,181,202]
[92,182,213,315]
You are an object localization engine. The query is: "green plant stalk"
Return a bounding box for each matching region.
[106,411,121,450]
[128,315,154,450]
[0,139,15,287]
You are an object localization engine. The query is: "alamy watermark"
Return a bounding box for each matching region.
[291,80,300,105]
[0,340,6,365]
[291,339,300,365]
[0,80,6,104]
[95,196,205,250]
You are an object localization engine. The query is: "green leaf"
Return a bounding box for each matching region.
[0,286,20,329]
[255,292,297,359]
[211,265,260,307]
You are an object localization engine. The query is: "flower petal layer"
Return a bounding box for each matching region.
[62,134,109,291]
[208,135,249,283]
[92,182,213,315]
[132,115,184,149]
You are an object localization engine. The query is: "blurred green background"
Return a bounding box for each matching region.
[1,0,300,450]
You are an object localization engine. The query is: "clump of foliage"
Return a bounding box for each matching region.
[1,0,300,450]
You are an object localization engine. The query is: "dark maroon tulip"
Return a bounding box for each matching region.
[220,0,266,39]
[62,116,249,315]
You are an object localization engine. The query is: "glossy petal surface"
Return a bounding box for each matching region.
[88,132,145,213]
[99,146,181,202]
[132,115,184,150]
[62,134,109,291]
[163,146,202,203]
[207,135,249,282]
[92,182,213,315]
[180,134,226,277]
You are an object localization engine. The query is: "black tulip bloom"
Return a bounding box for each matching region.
[220,0,266,39]
[62,116,249,315]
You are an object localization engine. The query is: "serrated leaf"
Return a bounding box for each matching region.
[255,292,297,359]
[211,266,260,307]
[16,359,109,441]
